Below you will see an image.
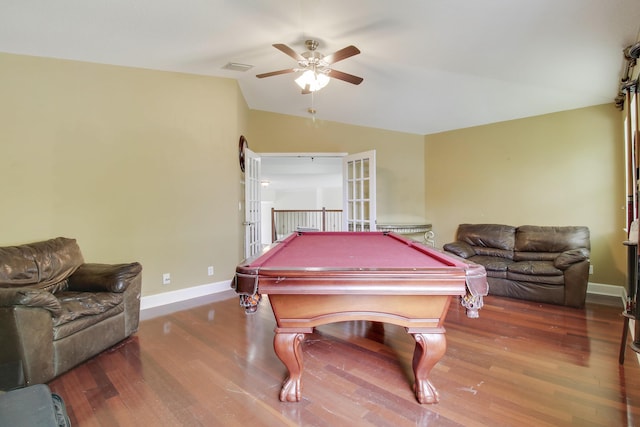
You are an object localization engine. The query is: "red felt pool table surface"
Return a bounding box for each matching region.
[233,231,488,404]
[255,231,454,269]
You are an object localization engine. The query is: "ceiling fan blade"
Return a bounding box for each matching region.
[327,69,363,85]
[323,45,360,64]
[273,44,305,61]
[256,68,297,78]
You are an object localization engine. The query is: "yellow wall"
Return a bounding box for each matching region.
[0,51,628,295]
[0,53,249,297]
[425,104,626,287]
[247,111,426,223]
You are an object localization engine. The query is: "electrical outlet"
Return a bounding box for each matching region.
[208,266,214,276]
[162,273,171,285]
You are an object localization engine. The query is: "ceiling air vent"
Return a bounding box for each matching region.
[222,62,253,72]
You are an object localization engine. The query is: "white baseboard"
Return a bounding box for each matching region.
[140,280,232,311]
[587,281,627,304]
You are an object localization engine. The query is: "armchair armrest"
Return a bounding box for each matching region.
[443,241,476,259]
[68,262,142,293]
[554,248,590,270]
[0,288,61,316]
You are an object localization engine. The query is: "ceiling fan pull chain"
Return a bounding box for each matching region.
[308,91,317,121]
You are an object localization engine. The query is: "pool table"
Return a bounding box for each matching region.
[233,231,487,404]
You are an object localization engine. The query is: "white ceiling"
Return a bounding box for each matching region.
[261,155,343,189]
[1,0,639,135]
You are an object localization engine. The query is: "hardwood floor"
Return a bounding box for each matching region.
[48,292,640,426]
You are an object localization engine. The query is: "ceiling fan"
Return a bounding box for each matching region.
[256,40,363,94]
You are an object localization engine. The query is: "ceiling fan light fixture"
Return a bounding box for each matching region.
[295,70,330,92]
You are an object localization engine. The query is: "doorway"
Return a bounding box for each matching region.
[260,153,344,246]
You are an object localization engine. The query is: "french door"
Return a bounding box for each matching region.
[342,150,377,231]
[243,147,261,258]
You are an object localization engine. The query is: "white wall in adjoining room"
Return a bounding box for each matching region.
[259,154,343,245]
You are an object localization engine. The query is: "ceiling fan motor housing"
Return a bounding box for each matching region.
[300,52,327,69]
[305,40,319,51]
[299,40,328,71]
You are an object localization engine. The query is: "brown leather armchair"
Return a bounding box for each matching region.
[0,237,142,389]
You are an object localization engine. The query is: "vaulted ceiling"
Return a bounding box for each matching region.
[1,0,639,134]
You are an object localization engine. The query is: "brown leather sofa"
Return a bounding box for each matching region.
[0,237,142,389]
[443,224,590,308]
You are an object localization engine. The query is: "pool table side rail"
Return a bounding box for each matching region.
[250,270,469,295]
[235,265,480,295]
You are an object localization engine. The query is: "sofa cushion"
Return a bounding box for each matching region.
[507,260,565,291]
[515,226,590,252]
[508,261,563,276]
[513,251,560,262]
[442,241,476,258]
[52,291,123,327]
[0,238,84,292]
[474,247,514,259]
[456,224,516,251]
[468,255,513,272]
[52,303,124,341]
[506,272,565,286]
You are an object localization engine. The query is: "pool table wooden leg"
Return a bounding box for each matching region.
[273,328,312,402]
[410,331,446,404]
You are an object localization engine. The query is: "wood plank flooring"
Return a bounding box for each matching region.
[48,292,640,426]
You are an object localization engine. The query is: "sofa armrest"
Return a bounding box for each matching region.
[443,241,476,259]
[68,262,142,293]
[0,306,55,388]
[554,248,590,270]
[0,288,62,316]
[563,260,590,308]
